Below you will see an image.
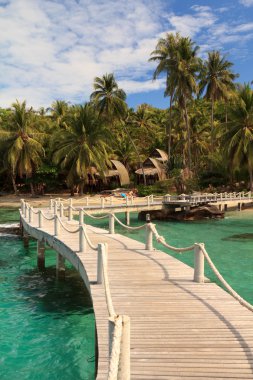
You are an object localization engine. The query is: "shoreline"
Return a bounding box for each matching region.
[0,193,253,214]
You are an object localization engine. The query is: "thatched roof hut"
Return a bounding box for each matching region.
[135,149,168,184]
[150,149,168,163]
[88,160,130,187]
[109,160,130,185]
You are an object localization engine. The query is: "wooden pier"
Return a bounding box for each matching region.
[20,197,253,379]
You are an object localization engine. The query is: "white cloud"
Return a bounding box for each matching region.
[0,0,165,108]
[167,7,216,38]
[1,0,253,109]
[239,0,253,6]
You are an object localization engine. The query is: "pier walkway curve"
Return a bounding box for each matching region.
[20,196,253,380]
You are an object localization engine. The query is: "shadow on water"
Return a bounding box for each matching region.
[223,233,253,241]
[16,267,93,316]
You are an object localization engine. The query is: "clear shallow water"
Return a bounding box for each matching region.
[86,210,253,304]
[0,208,95,380]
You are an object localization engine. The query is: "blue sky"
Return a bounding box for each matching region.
[0,0,253,110]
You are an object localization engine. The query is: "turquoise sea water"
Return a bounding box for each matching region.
[85,209,253,304]
[0,208,95,380]
[1,207,253,379]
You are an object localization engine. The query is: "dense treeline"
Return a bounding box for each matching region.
[0,32,253,195]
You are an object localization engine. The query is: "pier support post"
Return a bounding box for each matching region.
[23,232,29,247]
[125,211,130,226]
[145,214,153,250]
[109,213,115,234]
[37,240,45,270]
[224,204,228,211]
[238,202,242,211]
[56,253,65,279]
[194,244,205,283]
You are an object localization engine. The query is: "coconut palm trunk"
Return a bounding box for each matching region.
[168,90,174,163]
[11,173,18,195]
[183,97,192,175]
[211,98,214,153]
[249,162,253,191]
[121,120,146,185]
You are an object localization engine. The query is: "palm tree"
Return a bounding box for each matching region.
[200,51,237,153]
[90,74,126,120]
[173,36,201,174]
[0,100,46,195]
[50,100,70,129]
[150,33,180,160]
[222,84,253,190]
[51,103,111,195]
[90,73,147,184]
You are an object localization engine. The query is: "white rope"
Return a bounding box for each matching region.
[81,208,110,220]
[200,245,253,312]
[83,228,98,251]
[108,315,123,380]
[40,211,55,221]
[101,245,116,318]
[113,214,146,231]
[149,224,196,253]
[57,217,80,233]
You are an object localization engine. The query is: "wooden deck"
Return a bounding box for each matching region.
[21,210,253,379]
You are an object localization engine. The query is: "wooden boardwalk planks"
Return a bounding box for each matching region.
[21,211,253,379]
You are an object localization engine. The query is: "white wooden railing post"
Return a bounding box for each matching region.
[126,196,129,207]
[118,315,131,380]
[194,244,205,283]
[147,196,150,207]
[38,210,43,228]
[79,225,86,253]
[54,200,57,216]
[54,214,60,236]
[86,197,89,207]
[50,198,53,211]
[68,199,73,221]
[130,195,133,205]
[60,202,64,218]
[109,213,115,234]
[97,243,103,284]
[101,197,105,209]
[24,202,27,219]
[150,194,154,204]
[79,209,84,226]
[29,206,33,223]
[145,214,153,250]
[21,199,25,215]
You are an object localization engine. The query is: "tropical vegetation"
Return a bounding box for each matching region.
[0,32,253,195]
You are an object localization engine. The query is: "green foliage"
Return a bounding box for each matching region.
[137,179,176,196]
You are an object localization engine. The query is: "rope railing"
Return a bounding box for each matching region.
[20,196,253,378]
[112,214,146,231]
[148,222,253,312]
[200,245,253,312]
[20,199,130,379]
[149,223,196,253]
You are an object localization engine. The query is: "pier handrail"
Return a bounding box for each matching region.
[148,223,253,313]
[21,200,130,380]
[48,191,253,215]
